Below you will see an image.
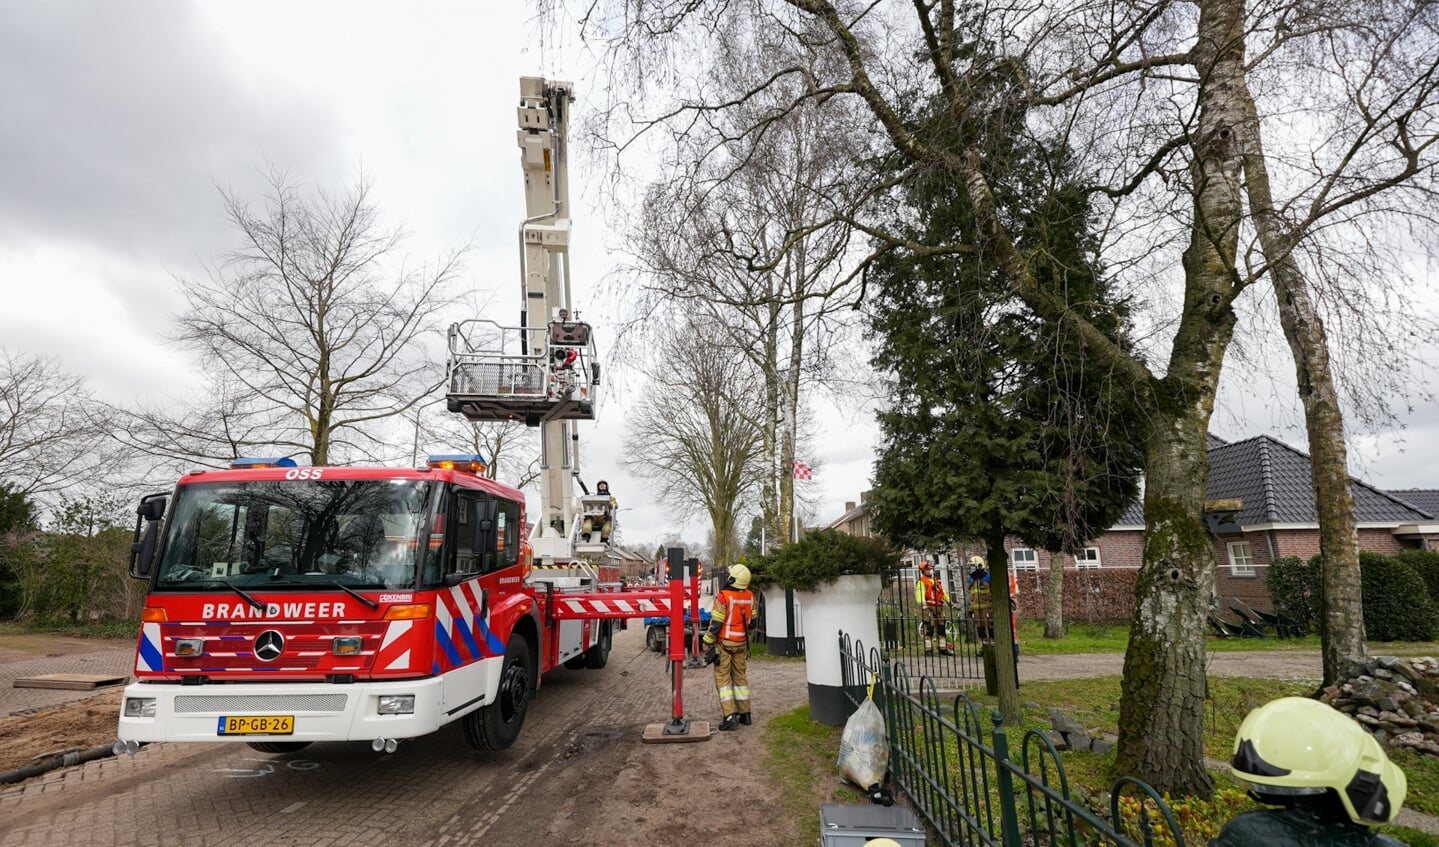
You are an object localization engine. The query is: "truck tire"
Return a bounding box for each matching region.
[247,741,312,754]
[646,624,663,653]
[464,632,532,752]
[583,622,612,669]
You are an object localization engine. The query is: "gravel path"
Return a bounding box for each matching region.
[1020,649,1324,682]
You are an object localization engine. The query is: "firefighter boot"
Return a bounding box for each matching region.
[940,643,955,657]
[719,714,740,731]
[738,712,752,726]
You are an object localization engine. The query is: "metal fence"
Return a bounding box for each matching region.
[877,572,989,684]
[760,574,993,684]
[839,631,1185,847]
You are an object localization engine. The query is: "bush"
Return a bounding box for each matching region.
[1265,556,1320,634]
[1360,552,1439,642]
[749,530,897,592]
[1394,549,1439,608]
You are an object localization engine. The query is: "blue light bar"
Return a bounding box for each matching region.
[230,457,299,469]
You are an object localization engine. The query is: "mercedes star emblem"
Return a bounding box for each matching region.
[254,630,285,662]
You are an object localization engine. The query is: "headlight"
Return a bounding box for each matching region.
[377,695,415,715]
[124,697,157,718]
[174,638,205,657]
[331,636,363,655]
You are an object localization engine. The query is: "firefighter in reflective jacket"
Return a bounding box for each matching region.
[915,561,954,656]
[704,564,756,731]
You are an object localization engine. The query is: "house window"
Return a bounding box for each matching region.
[1012,548,1038,571]
[1228,541,1255,576]
[1075,547,1101,569]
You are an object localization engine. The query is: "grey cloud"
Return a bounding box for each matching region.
[0,1,346,264]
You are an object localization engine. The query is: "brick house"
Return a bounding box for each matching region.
[826,434,1439,621]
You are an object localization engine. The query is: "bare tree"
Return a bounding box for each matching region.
[554,0,1439,795]
[0,349,111,498]
[622,317,767,570]
[157,169,463,466]
[610,20,868,549]
[411,409,541,490]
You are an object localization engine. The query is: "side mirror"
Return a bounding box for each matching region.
[138,496,167,521]
[129,493,168,579]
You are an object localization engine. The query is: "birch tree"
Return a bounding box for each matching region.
[612,20,868,549]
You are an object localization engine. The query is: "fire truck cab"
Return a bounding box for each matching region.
[117,455,618,754]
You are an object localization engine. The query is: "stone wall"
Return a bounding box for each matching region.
[1318,655,1439,758]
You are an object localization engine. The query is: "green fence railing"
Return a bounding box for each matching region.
[839,631,1185,847]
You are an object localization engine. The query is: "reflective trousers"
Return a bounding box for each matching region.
[921,605,950,651]
[713,640,750,717]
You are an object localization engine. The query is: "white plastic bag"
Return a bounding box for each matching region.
[837,696,889,791]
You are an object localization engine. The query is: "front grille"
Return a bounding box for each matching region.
[173,693,348,714]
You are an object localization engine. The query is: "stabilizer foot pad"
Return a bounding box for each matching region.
[642,720,711,743]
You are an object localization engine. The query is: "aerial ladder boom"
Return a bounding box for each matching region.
[444,77,607,565]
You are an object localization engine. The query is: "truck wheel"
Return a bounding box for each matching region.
[465,632,532,752]
[584,622,612,669]
[646,625,663,653]
[247,742,311,754]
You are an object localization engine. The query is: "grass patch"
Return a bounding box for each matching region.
[762,705,863,844]
[1016,621,1129,654]
[1015,619,1439,658]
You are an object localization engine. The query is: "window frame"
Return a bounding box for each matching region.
[1227,541,1256,577]
[1011,547,1039,571]
[1074,547,1102,569]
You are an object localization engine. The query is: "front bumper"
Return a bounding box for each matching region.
[116,661,496,744]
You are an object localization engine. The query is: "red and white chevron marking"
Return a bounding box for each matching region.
[552,594,676,619]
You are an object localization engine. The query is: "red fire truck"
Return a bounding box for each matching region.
[116,454,699,755]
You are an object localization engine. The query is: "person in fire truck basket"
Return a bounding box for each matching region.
[915,560,954,656]
[703,564,757,731]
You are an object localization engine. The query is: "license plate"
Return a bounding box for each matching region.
[217,715,295,736]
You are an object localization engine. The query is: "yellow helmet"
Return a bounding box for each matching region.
[727,564,751,590]
[968,555,985,568]
[1230,696,1406,825]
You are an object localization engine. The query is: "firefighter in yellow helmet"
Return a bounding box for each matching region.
[703,564,757,731]
[914,561,954,656]
[1210,696,1406,846]
[966,555,995,642]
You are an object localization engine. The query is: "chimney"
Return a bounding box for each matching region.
[845,501,856,513]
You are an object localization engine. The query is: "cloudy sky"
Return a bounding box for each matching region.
[4,1,1438,554]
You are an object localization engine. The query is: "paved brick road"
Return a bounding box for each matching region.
[0,626,807,847]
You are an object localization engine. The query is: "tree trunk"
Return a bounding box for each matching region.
[1044,550,1065,639]
[987,529,1022,725]
[1233,84,1367,685]
[1112,0,1247,798]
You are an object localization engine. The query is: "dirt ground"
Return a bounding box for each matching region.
[0,688,123,775]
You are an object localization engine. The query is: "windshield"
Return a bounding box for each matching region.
[154,479,436,590]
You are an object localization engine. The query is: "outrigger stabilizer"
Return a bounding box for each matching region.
[544,562,711,742]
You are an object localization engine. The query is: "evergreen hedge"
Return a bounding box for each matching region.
[748,529,897,592]
[1393,549,1439,609]
[1359,551,1439,642]
[1264,556,1321,634]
